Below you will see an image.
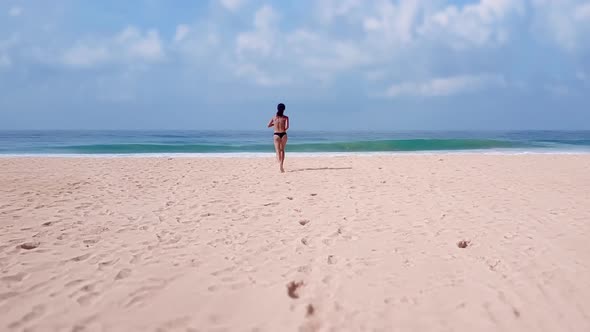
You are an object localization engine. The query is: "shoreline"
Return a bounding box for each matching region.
[1,149,590,158]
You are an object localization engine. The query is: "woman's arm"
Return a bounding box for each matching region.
[267,117,274,128]
[285,116,289,131]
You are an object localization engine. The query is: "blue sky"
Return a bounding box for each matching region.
[1,0,589,130]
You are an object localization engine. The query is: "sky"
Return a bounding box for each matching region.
[1,0,589,130]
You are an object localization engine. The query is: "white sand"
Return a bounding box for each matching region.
[1,155,589,331]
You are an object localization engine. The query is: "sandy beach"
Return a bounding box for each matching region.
[1,155,589,332]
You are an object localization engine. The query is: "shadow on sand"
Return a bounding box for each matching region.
[288,167,353,173]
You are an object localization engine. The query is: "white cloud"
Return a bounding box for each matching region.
[8,6,22,17]
[174,24,191,42]
[419,0,524,48]
[530,0,590,51]
[574,3,590,21]
[62,26,164,68]
[117,27,163,61]
[236,6,278,58]
[304,0,529,81]
[0,54,11,68]
[363,0,424,44]
[236,32,273,57]
[169,21,221,63]
[232,5,367,86]
[365,70,387,82]
[298,40,370,71]
[233,7,372,87]
[385,74,506,98]
[219,0,246,12]
[62,45,110,67]
[39,0,590,93]
[235,63,290,86]
[0,33,21,69]
[545,84,571,96]
[351,0,526,50]
[232,5,286,85]
[316,0,362,24]
[254,5,278,30]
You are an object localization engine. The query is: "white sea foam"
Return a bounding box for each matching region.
[1,149,589,158]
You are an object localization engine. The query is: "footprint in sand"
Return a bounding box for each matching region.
[167,235,182,244]
[8,304,45,328]
[287,281,304,299]
[299,219,310,226]
[19,242,40,250]
[77,292,99,306]
[115,268,132,280]
[327,255,337,265]
[80,283,96,292]
[65,279,85,288]
[0,291,19,301]
[513,307,520,318]
[306,304,315,317]
[130,254,142,264]
[1,272,28,283]
[156,316,192,331]
[71,253,92,262]
[71,324,91,332]
[83,238,100,246]
[297,265,312,274]
[126,281,169,308]
[488,260,501,271]
[457,240,471,248]
[98,258,120,270]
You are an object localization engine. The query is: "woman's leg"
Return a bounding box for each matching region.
[279,135,288,172]
[273,135,281,163]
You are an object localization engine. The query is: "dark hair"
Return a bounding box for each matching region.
[276,103,285,117]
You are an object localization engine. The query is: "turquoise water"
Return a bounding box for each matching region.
[0,131,589,155]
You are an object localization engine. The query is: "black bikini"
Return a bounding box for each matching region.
[273,115,287,138]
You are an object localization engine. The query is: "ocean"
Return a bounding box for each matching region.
[1,130,589,156]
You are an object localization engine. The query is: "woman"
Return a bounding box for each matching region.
[267,103,289,173]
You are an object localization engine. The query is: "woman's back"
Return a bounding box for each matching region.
[274,115,288,133]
